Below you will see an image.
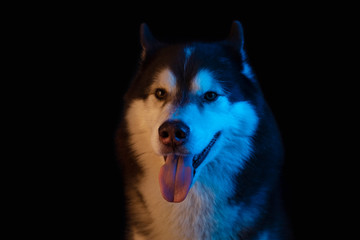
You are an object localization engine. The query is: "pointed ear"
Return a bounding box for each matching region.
[227,20,244,50]
[140,23,160,58]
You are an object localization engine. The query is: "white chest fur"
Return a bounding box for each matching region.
[134,154,244,240]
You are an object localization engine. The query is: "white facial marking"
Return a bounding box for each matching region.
[191,69,223,94]
[129,67,259,166]
[152,68,176,93]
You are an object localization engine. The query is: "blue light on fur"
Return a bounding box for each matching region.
[120,21,290,239]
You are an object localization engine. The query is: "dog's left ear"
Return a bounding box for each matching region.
[227,20,245,51]
[140,23,161,59]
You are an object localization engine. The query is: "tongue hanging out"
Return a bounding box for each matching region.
[159,154,194,203]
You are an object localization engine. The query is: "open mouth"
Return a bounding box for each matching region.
[162,131,221,171]
[159,132,221,202]
[192,131,221,173]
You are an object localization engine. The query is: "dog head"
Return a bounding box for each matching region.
[125,21,260,202]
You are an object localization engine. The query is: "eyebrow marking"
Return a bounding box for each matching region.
[155,68,176,91]
[191,69,215,92]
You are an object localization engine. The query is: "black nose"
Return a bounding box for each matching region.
[158,120,190,146]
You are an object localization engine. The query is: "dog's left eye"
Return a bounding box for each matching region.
[155,88,167,100]
[203,91,218,102]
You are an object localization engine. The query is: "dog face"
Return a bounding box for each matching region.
[124,22,260,202]
[145,67,258,158]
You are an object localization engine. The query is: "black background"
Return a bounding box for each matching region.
[25,3,347,239]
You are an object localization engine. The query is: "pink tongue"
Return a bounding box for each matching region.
[159,154,193,203]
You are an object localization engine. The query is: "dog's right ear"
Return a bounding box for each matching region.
[140,23,160,59]
[227,20,245,51]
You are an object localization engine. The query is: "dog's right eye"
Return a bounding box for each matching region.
[203,91,219,102]
[155,88,167,100]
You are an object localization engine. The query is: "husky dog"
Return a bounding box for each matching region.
[116,21,291,239]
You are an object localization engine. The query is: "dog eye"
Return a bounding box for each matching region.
[203,91,218,102]
[155,88,167,100]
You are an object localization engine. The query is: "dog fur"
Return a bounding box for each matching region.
[116,21,291,239]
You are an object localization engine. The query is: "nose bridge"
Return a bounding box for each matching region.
[157,102,186,130]
[170,106,183,121]
[169,101,191,121]
[169,102,198,127]
[168,110,186,128]
[174,88,189,108]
